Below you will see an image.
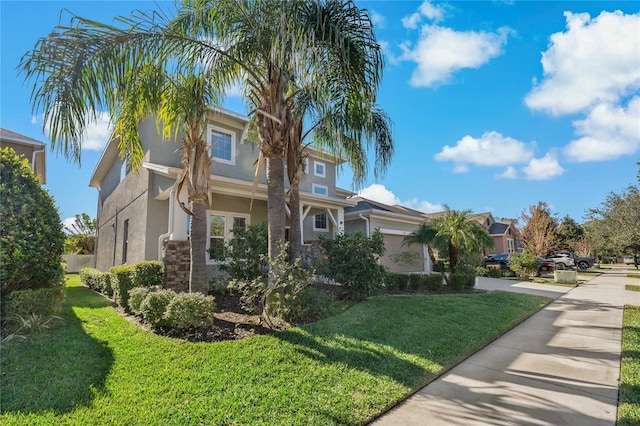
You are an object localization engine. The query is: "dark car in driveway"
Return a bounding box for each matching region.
[537,257,554,273]
[482,253,512,269]
[483,253,554,274]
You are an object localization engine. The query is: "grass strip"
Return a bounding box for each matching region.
[626,285,640,292]
[1,275,549,425]
[628,273,640,279]
[618,305,640,425]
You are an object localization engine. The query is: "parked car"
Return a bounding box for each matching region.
[550,252,597,270]
[623,256,638,265]
[482,253,512,269]
[537,257,554,272]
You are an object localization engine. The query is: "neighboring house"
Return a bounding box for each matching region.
[470,213,521,254]
[0,128,47,184]
[89,107,357,291]
[421,211,522,257]
[344,197,432,274]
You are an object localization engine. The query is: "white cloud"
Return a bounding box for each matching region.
[496,166,517,179]
[401,1,445,28]
[564,97,640,162]
[525,11,640,116]
[357,183,443,213]
[80,112,113,150]
[39,111,112,151]
[435,131,535,167]
[370,10,386,28]
[401,26,511,87]
[359,183,400,205]
[522,153,564,180]
[62,217,76,231]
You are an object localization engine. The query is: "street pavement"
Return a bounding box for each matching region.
[371,267,640,425]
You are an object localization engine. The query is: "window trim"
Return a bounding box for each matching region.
[208,124,235,165]
[313,160,326,178]
[120,161,127,182]
[312,183,328,197]
[313,213,329,232]
[206,210,250,265]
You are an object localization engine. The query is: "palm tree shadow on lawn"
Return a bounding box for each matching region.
[1,286,114,415]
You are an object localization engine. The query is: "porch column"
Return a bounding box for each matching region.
[171,190,189,240]
[337,208,345,234]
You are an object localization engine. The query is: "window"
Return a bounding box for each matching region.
[507,238,515,253]
[312,184,328,196]
[314,160,326,177]
[208,125,235,164]
[122,219,129,263]
[313,213,328,232]
[207,211,250,263]
[304,158,309,174]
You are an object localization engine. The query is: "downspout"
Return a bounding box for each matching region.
[157,184,176,261]
[359,214,370,237]
[32,147,45,184]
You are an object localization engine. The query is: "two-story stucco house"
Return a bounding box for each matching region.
[89,107,360,290]
[0,128,47,184]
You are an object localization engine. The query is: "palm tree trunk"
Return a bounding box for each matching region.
[189,198,208,293]
[449,241,459,274]
[266,156,286,260]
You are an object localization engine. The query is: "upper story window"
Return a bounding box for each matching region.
[314,160,326,177]
[208,124,235,165]
[312,184,328,197]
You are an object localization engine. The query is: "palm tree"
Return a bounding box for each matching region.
[286,100,394,259]
[173,0,384,260]
[21,0,384,270]
[21,16,222,292]
[404,209,493,273]
[403,221,439,266]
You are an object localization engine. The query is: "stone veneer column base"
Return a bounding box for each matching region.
[163,240,190,293]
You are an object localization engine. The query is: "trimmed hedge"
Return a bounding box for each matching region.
[80,261,164,310]
[111,265,137,310]
[140,289,176,329]
[448,273,476,291]
[2,286,65,318]
[424,274,444,291]
[128,286,156,315]
[164,292,216,330]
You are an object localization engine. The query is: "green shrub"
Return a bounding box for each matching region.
[80,268,101,291]
[128,287,156,316]
[320,230,386,300]
[425,274,443,291]
[488,268,503,278]
[164,292,216,330]
[2,286,65,318]
[287,287,332,323]
[408,274,424,292]
[475,266,489,277]
[508,252,539,278]
[139,289,176,329]
[384,272,405,292]
[210,222,268,281]
[0,148,65,297]
[133,261,164,287]
[447,273,475,291]
[110,265,136,310]
[80,268,113,296]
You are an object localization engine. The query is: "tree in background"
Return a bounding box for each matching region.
[586,185,640,265]
[64,213,97,255]
[520,202,559,257]
[557,215,584,251]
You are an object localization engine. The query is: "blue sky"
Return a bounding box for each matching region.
[2,1,639,228]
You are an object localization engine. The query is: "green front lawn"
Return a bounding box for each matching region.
[618,305,640,425]
[1,275,549,425]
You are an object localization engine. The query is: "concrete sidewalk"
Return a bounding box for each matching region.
[372,267,640,425]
